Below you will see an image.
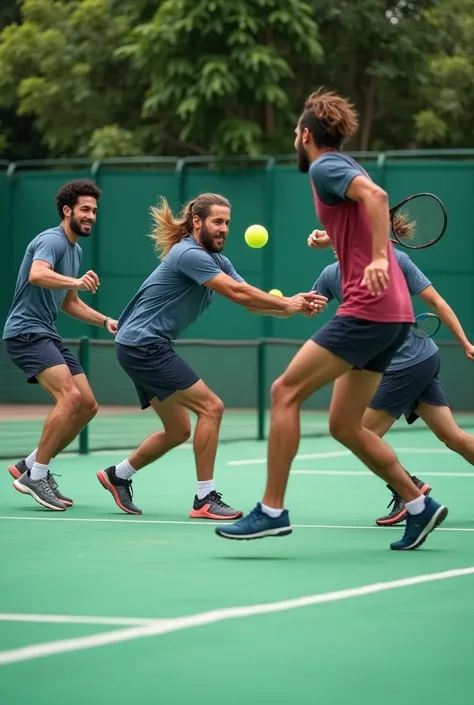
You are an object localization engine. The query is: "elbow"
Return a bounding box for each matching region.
[28,272,42,286]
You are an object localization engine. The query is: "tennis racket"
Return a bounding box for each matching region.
[413,312,441,338]
[389,193,447,250]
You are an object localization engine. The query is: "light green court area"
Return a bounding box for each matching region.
[1,427,474,705]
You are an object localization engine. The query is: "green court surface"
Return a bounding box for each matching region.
[1,428,474,704]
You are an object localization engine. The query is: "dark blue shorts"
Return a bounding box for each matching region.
[116,341,200,409]
[4,333,83,384]
[369,351,448,423]
[312,316,412,373]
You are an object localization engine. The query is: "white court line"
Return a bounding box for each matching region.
[293,470,474,478]
[0,613,158,626]
[227,447,451,466]
[0,515,473,532]
[1,566,473,665]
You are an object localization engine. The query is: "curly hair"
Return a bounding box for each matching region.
[149,193,231,258]
[56,180,102,219]
[299,87,359,148]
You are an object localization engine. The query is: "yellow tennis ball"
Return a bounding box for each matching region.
[269,289,283,297]
[244,224,268,248]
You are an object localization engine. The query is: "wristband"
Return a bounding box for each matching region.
[103,316,110,328]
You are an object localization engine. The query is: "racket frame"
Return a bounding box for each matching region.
[413,312,442,338]
[389,192,447,250]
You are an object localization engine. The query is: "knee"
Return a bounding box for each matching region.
[436,429,461,452]
[205,394,224,421]
[270,376,294,407]
[83,398,99,421]
[58,382,82,415]
[329,416,356,445]
[168,423,192,447]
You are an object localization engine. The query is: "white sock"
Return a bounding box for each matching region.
[197,480,215,500]
[406,495,426,516]
[30,462,49,481]
[25,448,38,470]
[115,459,136,481]
[261,503,283,518]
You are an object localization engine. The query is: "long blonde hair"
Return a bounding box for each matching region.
[392,212,415,241]
[149,193,231,258]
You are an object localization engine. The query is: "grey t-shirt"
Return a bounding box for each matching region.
[3,226,82,341]
[116,237,244,346]
[313,250,438,372]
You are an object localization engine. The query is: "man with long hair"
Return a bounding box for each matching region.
[216,89,448,550]
[97,193,327,518]
[309,231,474,526]
[3,180,118,511]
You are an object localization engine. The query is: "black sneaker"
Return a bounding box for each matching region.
[189,490,243,520]
[375,475,432,526]
[97,466,142,515]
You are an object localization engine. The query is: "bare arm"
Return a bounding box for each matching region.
[61,290,118,333]
[346,175,390,259]
[29,260,99,293]
[204,273,326,316]
[419,285,474,359]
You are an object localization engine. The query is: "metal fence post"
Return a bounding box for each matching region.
[78,337,90,454]
[257,339,267,440]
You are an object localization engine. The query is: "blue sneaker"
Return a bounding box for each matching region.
[390,496,448,551]
[215,503,292,540]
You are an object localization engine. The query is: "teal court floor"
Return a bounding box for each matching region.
[1,422,474,704]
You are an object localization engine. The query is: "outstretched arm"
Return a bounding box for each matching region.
[61,290,117,335]
[419,285,474,360]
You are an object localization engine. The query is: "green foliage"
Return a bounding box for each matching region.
[1,0,474,158]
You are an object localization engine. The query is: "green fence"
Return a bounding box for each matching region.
[1,151,474,348]
[1,336,473,460]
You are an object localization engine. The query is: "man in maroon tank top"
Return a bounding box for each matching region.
[216,88,448,550]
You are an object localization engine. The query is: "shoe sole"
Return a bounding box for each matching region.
[390,505,449,551]
[9,465,73,506]
[215,526,293,540]
[97,471,142,515]
[12,479,66,512]
[189,508,244,520]
[376,483,432,526]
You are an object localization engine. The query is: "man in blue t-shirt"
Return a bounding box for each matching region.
[3,180,118,512]
[97,192,327,519]
[310,232,474,526]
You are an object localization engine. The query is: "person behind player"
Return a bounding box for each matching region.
[97,193,327,518]
[216,88,448,550]
[309,229,474,526]
[3,180,118,511]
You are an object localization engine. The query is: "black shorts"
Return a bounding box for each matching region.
[312,315,412,374]
[369,351,448,424]
[3,333,84,383]
[116,341,200,409]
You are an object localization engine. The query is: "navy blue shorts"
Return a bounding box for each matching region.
[312,316,412,373]
[369,351,448,424]
[4,333,83,384]
[116,341,200,409]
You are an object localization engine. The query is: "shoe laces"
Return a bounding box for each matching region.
[38,477,58,499]
[207,491,229,508]
[386,490,402,510]
[47,471,61,492]
[122,479,134,501]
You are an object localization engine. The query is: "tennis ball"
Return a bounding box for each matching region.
[244,224,268,248]
[269,289,283,297]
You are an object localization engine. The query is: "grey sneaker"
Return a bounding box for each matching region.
[97,466,142,515]
[47,472,73,507]
[13,471,67,511]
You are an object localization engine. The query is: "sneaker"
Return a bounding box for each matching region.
[390,496,448,550]
[215,503,292,540]
[13,471,66,511]
[97,466,142,515]
[189,491,243,520]
[375,476,432,526]
[47,472,73,507]
[8,458,27,480]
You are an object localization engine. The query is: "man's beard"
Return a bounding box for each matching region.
[296,141,310,173]
[200,224,225,253]
[70,216,93,237]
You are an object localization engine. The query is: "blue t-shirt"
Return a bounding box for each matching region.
[313,250,438,372]
[116,237,244,346]
[3,226,82,341]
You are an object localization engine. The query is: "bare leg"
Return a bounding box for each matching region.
[35,366,82,465]
[126,397,191,471]
[263,340,352,508]
[329,370,421,502]
[52,374,98,456]
[361,407,397,437]
[416,402,474,465]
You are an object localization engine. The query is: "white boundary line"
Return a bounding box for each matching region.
[0,614,158,626]
[227,448,451,466]
[0,515,473,532]
[292,470,474,478]
[1,566,473,665]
